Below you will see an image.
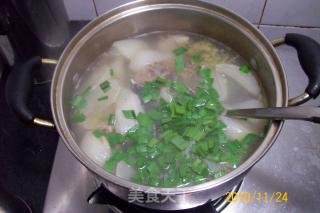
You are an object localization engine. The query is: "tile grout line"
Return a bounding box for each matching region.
[257,0,268,29]
[92,0,99,17]
[259,24,320,29]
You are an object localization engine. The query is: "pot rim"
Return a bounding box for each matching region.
[51,0,288,194]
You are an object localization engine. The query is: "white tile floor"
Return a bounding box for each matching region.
[261,0,320,27]
[259,25,320,42]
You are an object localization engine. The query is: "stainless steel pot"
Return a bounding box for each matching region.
[5,0,320,210]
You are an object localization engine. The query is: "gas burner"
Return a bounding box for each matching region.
[87,181,242,213]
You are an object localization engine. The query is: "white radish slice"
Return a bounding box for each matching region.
[78,54,126,92]
[215,64,260,97]
[212,72,228,102]
[160,87,173,103]
[158,35,190,53]
[220,116,259,140]
[108,57,127,81]
[213,70,257,106]
[129,50,171,73]
[115,88,144,134]
[80,131,111,166]
[79,80,121,130]
[112,39,148,59]
[83,79,121,112]
[115,160,136,180]
[171,35,189,44]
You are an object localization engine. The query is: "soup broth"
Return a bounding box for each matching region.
[69,32,266,187]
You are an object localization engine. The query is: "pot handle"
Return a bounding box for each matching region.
[5,56,57,128]
[272,33,320,106]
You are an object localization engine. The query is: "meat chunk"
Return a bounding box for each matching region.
[132,62,172,85]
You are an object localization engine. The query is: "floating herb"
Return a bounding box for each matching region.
[71,110,86,123]
[239,65,250,74]
[122,110,136,119]
[174,47,188,55]
[92,129,105,138]
[108,113,116,126]
[97,95,108,101]
[175,55,185,72]
[105,133,126,146]
[99,80,111,93]
[192,54,202,62]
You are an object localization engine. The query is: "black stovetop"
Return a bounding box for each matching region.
[0,21,88,213]
[0,71,58,213]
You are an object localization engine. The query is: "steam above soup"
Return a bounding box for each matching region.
[69,32,266,187]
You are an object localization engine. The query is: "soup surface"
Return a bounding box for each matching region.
[70,32,266,187]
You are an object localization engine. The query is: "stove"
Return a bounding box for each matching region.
[43,40,320,213]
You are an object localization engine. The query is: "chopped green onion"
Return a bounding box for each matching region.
[105,133,125,145]
[81,86,92,97]
[141,80,162,103]
[173,102,186,114]
[136,144,148,153]
[97,95,108,101]
[103,150,125,172]
[71,95,86,109]
[160,130,175,142]
[71,110,86,123]
[198,66,212,80]
[70,86,91,111]
[108,113,116,126]
[191,158,208,175]
[103,160,116,172]
[174,47,188,55]
[192,55,202,62]
[147,138,158,148]
[179,163,189,177]
[192,142,209,157]
[86,60,264,187]
[239,65,250,74]
[170,134,189,150]
[185,126,206,141]
[175,55,185,72]
[99,80,111,93]
[147,162,160,175]
[142,93,154,103]
[216,133,228,144]
[92,130,105,138]
[136,113,153,129]
[147,109,162,120]
[241,133,259,145]
[122,110,136,119]
[171,81,188,93]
